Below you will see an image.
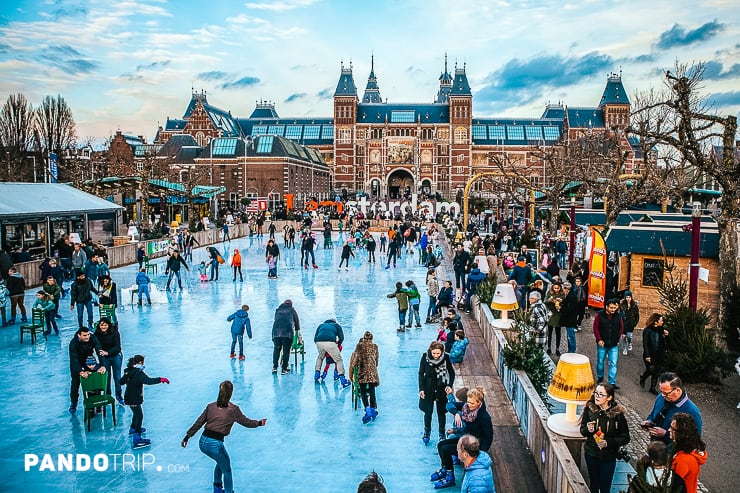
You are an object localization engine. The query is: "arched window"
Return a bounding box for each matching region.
[454,127,468,144]
[196,132,204,147]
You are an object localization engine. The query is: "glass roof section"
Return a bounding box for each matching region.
[285,125,302,140]
[525,126,543,141]
[267,125,285,136]
[506,126,524,140]
[321,125,334,139]
[390,110,415,123]
[252,125,267,136]
[256,136,274,154]
[472,125,487,140]
[488,126,506,140]
[212,137,238,156]
[303,125,321,139]
[543,126,560,140]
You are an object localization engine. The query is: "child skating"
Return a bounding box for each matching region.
[338,240,355,270]
[121,354,170,448]
[227,304,252,361]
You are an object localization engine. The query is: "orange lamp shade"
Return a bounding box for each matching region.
[547,353,595,404]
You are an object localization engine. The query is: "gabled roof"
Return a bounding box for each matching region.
[540,104,565,119]
[237,118,334,146]
[199,136,328,167]
[450,67,472,96]
[183,91,240,137]
[599,73,630,107]
[357,103,449,124]
[605,225,719,258]
[164,118,187,132]
[566,107,605,128]
[0,183,123,217]
[334,65,358,97]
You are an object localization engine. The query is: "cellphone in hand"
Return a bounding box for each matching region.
[640,422,653,429]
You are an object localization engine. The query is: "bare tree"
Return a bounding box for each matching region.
[0,93,36,181]
[33,94,77,181]
[630,60,739,325]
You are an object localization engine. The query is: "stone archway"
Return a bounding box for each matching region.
[387,169,414,199]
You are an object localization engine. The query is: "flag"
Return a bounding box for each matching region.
[587,229,607,309]
[48,152,58,183]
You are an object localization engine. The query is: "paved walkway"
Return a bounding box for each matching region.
[0,232,535,493]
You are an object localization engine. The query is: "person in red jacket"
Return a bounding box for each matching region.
[670,412,707,493]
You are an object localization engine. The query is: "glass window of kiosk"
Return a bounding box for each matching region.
[23,222,47,259]
[50,218,84,244]
[3,224,22,251]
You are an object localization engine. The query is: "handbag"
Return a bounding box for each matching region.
[217,255,225,264]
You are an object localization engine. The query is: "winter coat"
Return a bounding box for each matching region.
[0,282,9,308]
[465,268,486,295]
[387,289,409,311]
[6,272,25,296]
[166,254,188,273]
[453,250,471,273]
[135,272,151,286]
[405,283,421,306]
[95,326,122,358]
[448,400,494,452]
[32,298,55,313]
[545,292,564,327]
[70,278,97,306]
[620,299,640,332]
[579,401,630,461]
[559,290,580,327]
[426,276,440,298]
[340,244,354,259]
[271,301,300,338]
[68,333,102,375]
[508,261,533,286]
[460,451,494,493]
[71,249,87,269]
[83,260,99,282]
[366,236,376,252]
[227,309,252,338]
[98,282,118,306]
[437,286,454,306]
[593,309,624,348]
[672,449,708,493]
[642,326,666,366]
[646,391,703,441]
[449,338,469,363]
[42,282,62,302]
[348,340,380,385]
[121,366,162,406]
[231,251,242,267]
[314,319,344,345]
[418,351,455,411]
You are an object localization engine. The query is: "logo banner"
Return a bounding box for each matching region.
[49,152,58,183]
[587,229,607,309]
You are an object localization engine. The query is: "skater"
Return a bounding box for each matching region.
[387,282,409,332]
[313,318,351,388]
[6,267,27,324]
[379,232,387,253]
[620,290,640,355]
[425,269,440,323]
[366,234,377,263]
[32,290,55,336]
[136,244,146,270]
[198,261,209,282]
[302,232,317,269]
[68,326,102,414]
[418,341,455,445]
[208,247,222,281]
[265,240,280,277]
[349,331,380,424]
[135,268,152,305]
[121,354,170,448]
[338,240,355,270]
[271,299,301,374]
[404,280,422,328]
[97,275,118,321]
[227,304,252,361]
[230,248,243,282]
[384,237,398,269]
[267,254,278,279]
[70,270,97,329]
[165,250,190,290]
[182,381,267,493]
[319,343,342,382]
[95,317,124,404]
[268,221,276,239]
[222,222,230,243]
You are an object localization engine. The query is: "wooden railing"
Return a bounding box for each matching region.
[474,301,590,493]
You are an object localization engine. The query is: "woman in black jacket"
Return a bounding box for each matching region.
[430,386,493,489]
[121,354,169,448]
[580,382,631,493]
[418,341,455,446]
[95,317,123,404]
[640,313,668,395]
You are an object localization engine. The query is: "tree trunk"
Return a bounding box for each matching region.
[716,217,740,327]
[549,201,560,235]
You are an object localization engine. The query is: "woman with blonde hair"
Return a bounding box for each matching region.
[349,331,380,424]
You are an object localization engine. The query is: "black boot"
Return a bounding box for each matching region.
[639,373,647,388]
[649,375,659,395]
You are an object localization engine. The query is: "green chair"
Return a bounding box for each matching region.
[80,371,117,432]
[290,330,305,367]
[98,304,117,323]
[144,255,157,275]
[20,308,46,344]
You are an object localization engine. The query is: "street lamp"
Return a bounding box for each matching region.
[568,196,576,268]
[689,201,701,311]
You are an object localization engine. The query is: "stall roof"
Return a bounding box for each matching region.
[605,225,719,258]
[0,183,123,217]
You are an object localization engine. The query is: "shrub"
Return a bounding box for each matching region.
[475,277,498,306]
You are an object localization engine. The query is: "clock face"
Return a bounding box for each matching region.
[371,149,381,163]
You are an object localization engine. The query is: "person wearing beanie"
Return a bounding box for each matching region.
[620,290,640,355]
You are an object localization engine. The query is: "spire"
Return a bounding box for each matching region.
[334,61,358,97]
[436,52,453,103]
[362,54,382,103]
[450,60,471,97]
[599,72,630,107]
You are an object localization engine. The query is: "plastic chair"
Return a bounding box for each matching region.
[81,371,117,432]
[291,330,305,367]
[98,304,117,323]
[20,308,46,344]
[144,255,157,275]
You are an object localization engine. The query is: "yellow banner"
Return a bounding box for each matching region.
[587,230,607,309]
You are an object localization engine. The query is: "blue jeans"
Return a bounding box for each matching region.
[566,327,577,353]
[398,309,407,327]
[585,453,617,493]
[407,304,420,326]
[426,296,437,320]
[596,345,619,384]
[75,301,94,328]
[166,270,182,289]
[231,333,243,356]
[101,353,123,398]
[138,284,151,303]
[199,435,233,493]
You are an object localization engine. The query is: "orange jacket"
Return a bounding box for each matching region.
[672,449,707,493]
[231,251,242,267]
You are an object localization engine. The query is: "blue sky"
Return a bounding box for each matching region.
[1,0,739,145]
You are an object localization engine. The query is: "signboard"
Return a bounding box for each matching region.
[48,152,58,183]
[146,239,170,256]
[587,230,607,309]
[618,255,630,292]
[642,258,664,287]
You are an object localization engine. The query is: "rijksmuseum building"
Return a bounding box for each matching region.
[145,56,635,208]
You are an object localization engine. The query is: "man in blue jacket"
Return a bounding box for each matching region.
[457,434,495,493]
[313,318,350,387]
[227,304,252,361]
[464,263,487,313]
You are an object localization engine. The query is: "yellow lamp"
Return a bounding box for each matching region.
[547,353,595,437]
[490,283,519,329]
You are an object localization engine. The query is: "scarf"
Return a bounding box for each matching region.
[426,353,449,387]
[461,403,480,423]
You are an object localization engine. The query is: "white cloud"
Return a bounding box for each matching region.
[244,0,319,11]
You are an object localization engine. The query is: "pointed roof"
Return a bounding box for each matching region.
[362,55,383,104]
[436,54,453,103]
[599,73,630,106]
[450,63,472,97]
[334,62,358,97]
[182,90,240,137]
[249,101,280,119]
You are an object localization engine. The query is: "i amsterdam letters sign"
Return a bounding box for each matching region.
[343,194,461,216]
